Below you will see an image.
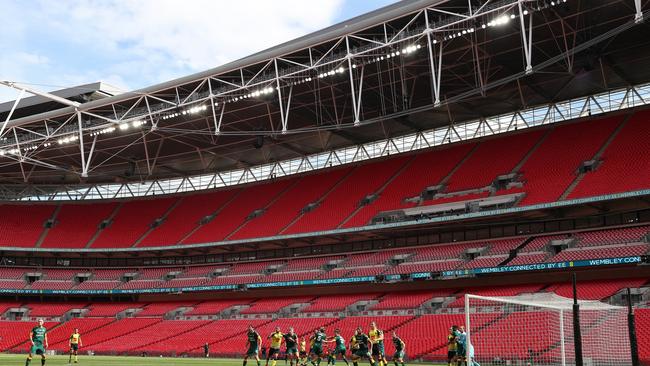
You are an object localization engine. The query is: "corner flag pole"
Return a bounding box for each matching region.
[572,273,584,366]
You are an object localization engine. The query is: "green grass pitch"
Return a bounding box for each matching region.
[0,355,441,366]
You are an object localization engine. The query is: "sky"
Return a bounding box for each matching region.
[0,0,396,104]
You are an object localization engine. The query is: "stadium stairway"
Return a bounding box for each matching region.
[85,202,123,248]
[34,205,61,248]
[337,155,415,229]
[558,113,632,201]
[131,198,184,248]
[225,177,304,240]
[174,189,243,246]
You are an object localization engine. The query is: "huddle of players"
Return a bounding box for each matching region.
[244,322,406,366]
[447,325,478,366]
[24,319,82,366]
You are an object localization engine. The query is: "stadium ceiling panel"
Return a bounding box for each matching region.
[0,0,649,193]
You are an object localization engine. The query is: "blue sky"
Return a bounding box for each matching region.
[0,0,396,103]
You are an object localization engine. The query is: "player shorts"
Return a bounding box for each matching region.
[394,350,405,360]
[456,345,466,357]
[334,347,347,356]
[371,343,384,357]
[311,346,323,356]
[70,343,79,351]
[286,347,298,355]
[268,347,280,357]
[353,348,370,358]
[447,350,457,360]
[246,344,259,356]
[30,343,46,355]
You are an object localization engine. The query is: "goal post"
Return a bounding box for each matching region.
[464,293,631,366]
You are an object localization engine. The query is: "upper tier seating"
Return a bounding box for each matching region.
[182,179,295,244]
[570,110,650,198]
[2,111,650,248]
[138,190,239,247]
[41,203,117,248]
[91,197,177,248]
[232,168,351,239]
[444,129,544,192]
[284,157,409,234]
[515,116,621,205]
[344,143,476,227]
[0,205,55,247]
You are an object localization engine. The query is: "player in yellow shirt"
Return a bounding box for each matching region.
[266,327,284,366]
[299,337,308,366]
[369,322,386,366]
[69,328,82,364]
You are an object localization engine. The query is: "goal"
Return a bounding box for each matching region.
[463,293,631,366]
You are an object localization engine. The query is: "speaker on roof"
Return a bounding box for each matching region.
[253,135,264,149]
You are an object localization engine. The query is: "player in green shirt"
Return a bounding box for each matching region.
[26,319,48,366]
[284,328,300,366]
[309,327,327,366]
[350,327,375,366]
[244,325,263,366]
[325,328,349,365]
[391,332,405,366]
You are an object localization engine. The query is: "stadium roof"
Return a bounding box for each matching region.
[0,0,649,196]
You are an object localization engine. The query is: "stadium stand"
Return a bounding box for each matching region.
[514,116,622,205]
[91,197,177,248]
[0,205,55,248]
[231,168,352,239]
[182,178,295,244]
[284,157,409,233]
[343,143,476,227]
[40,203,118,248]
[1,114,650,250]
[569,110,650,198]
[138,189,239,247]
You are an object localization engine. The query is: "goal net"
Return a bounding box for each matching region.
[464,293,631,366]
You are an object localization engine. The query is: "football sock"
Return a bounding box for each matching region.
[25,357,32,366]
[41,358,46,366]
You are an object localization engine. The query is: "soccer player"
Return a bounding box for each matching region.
[26,319,48,366]
[204,342,210,358]
[299,337,308,366]
[266,327,284,366]
[284,327,300,366]
[69,328,82,364]
[244,325,263,366]
[309,327,327,366]
[325,328,349,365]
[447,326,458,366]
[369,322,386,366]
[455,326,468,366]
[350,327,375,366]
[391,332,405,366]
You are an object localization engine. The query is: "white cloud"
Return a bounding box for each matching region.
[0,0,346,102]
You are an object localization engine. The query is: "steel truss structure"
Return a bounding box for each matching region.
[0,0,649,196]
[1,82,648,201]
